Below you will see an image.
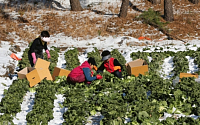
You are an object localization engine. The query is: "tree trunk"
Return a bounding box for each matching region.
[119,0,129,18]
[150,0,161,4]
[164,0,174,22]
[190,0,199,4]
[70,0,83,11]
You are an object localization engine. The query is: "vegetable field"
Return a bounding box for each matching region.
[1,46,200,125]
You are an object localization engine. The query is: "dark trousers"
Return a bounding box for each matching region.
[112,70,122,78]
[28,51,43,67]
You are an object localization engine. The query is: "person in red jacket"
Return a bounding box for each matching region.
[67,57,102,84]
[97,50,123,78]
[28,31,51,67]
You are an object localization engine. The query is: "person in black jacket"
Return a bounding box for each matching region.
[97,50,123,78]
[28,31,51,67]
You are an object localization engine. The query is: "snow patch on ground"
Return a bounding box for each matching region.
[13,92,35,125]
[0,78,14,102]
[48,94,67,125]
[186,56,198,73]
[160,56,174,79]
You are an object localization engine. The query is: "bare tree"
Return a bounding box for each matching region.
[164,0,174,22]
[119,0,129,18]
[149,0,161,4]
[70,0,83,11]
[189,0,199,4]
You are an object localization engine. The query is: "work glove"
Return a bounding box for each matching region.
[96,74,103,80]
[93,66,98,71]
[45,50,51,59]
[91,71,94,77]
[31,52,37,64]
[113,66,121,71]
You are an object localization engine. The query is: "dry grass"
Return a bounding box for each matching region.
[0,61,15,77]
[1,0,200,45]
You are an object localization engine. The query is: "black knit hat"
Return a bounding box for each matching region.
[88,57,97,66]
[101,50,111,61]
[41,31,50,37]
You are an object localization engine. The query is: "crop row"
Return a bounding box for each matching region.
[26,79,58,124]
[2,46,200,124]
[0,79,29,124]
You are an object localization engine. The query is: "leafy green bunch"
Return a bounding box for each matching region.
[18,48,31,69]
[87,47,102,67]
[192,47,200,74]
[26,79,58,125]
[130,51,149,63]
[172,52,189,78]
[148,52,167,75]
[160,117,200,124]
[0,79,29,123]
[172,77,200,116]
[64,48,80,70]
[62,83,92,124]
[91,76,127,124]
[44,46,60,74]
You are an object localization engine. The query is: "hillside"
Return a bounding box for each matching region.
[0,0,200,46]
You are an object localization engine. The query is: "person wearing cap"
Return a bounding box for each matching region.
[67,57,103,84]
[28,31,51,67]
[97,50,123,78]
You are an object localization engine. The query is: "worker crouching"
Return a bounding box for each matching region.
[67,57,102,84]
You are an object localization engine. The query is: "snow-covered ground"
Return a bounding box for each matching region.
[1,33,200,124]
[1,0,200,124]
[2,19,200,125]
